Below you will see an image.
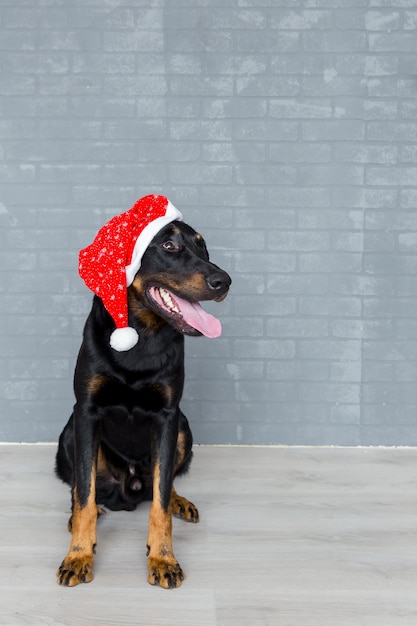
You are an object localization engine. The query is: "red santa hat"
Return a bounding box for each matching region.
[78,194,182,351]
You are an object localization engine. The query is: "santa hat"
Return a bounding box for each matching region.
[79,194,183,351]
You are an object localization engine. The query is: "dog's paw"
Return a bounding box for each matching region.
[57,555,94,587]
[148,558,185,589]
[171,493,199,523]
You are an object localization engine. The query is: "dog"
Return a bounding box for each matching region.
[55,195,231,588]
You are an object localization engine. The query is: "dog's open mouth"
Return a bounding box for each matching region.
[147,286,222,338]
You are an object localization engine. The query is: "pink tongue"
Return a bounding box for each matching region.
[174,293,222,338]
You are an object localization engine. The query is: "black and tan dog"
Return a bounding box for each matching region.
[55,196,231,588]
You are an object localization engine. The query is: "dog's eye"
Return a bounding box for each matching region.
[162,240,181,252]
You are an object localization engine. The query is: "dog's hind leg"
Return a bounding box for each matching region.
[171,428,199,523]
[171,487,199,523]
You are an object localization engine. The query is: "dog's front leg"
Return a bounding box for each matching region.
[147,409,184,589]
[57,410,99,586]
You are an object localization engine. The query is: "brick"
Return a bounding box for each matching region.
[170,164,232,185]
[303,75,368,97]
[234,295,295,316]
[270,99,332,118]
[299,165,364,186]
[170,120,232,141]
[300,382,360,404]
[267,318,328,338]
[104,76,168,96]
[38,31,101,51]
[236,164,296,185]
[333,143,398,164]
[365,10,400,31]
[303,31,367,52]
[268,275,329,296]
[0,31,36,51]
[234,340,295,360]
[101,164,166,185]
[167,99,200,119]
[369,33,417,52]
[103,31,164,52]
[334,188,396,209]
[9,359,69,380]
[6,52,69,74]
[267,230,329,251]
[237,76,300,97]
[73,53,136,74]
[271,9,332,30]
[204,54,267,76]
[237,31,299,53]
[269,188,330,208]
[204,142,265,163]
[298,339,361,361]
[302,120,365,141]
[330,362,362,382]
[363,298,417,319]
[203,360,264,380]
[367,122,417,142]
[4,7,67,29]
[170,76,233,97]
[39,75,102,96]
[203,8,266,30]
[368,77,417,98]
[0,164,35,183]
[364,254,417,275]
[0,382,38,401]
[166,30,233,53]
[39,120,102,139]
[105,120,166,139]
[234,252,296,273]
[300,296,361,317]
[267,361,329,381]
[204,98,266,119]
[300,253,363,273]
[39,164,101,184]
[269,142,331,163]
[221,318,264,338]
[331,232,364,252]
[331,320,393,339]
[367,166,417,186]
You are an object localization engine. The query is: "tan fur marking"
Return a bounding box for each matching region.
[182,273,207,293]
[57,466,98,586]
[175,431,187,469]
[147,463,184,588]
[147,463,173,557]
[171,487,199,523]
[129,282,164,330]
[87,375,107,396]
[96,446,107,475]
[151,383,174,405]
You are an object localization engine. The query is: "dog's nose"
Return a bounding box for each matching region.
[207,271,231,292]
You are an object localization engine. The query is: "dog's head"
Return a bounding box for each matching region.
[129,221,231,337]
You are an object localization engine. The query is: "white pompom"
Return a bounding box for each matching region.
[110,327,139,351]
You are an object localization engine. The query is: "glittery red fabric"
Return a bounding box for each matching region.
[79,194,168,330]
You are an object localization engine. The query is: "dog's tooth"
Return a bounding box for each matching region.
[159,288,180,314]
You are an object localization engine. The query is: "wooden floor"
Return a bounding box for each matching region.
[1,444,417,625]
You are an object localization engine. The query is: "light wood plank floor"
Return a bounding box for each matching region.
[0,444,416,625]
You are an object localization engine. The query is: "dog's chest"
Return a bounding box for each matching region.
[94,377,174,415]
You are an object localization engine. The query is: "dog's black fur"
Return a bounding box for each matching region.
[55,220,231,588]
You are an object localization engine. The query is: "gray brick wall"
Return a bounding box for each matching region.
[1,0,416,445]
